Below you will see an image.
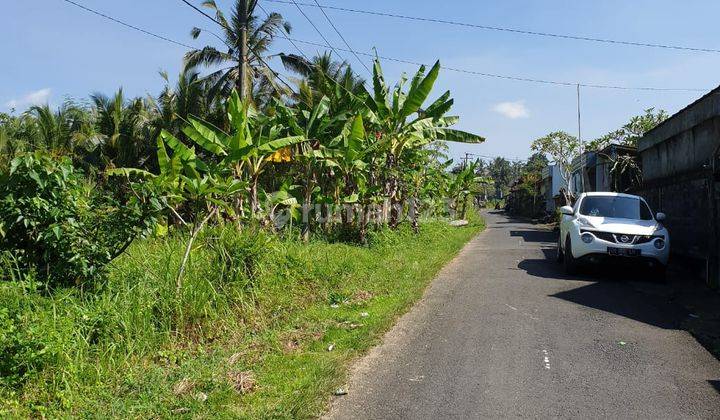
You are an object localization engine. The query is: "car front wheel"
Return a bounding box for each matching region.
[556,235,564,262]
[564,236,578,274]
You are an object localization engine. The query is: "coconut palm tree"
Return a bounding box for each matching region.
[0,113,28,170]
[26,102,96,155]
[280,52,365,106]
[185,0,291,104]
[89,89,153,169]
[153,67,221,137]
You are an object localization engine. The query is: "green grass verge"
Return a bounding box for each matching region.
[0,215,483,418]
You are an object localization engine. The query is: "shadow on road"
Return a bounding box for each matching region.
[708,380,720,395]
[550,281,687,329]
[518,248,688,330]
[510,229,556,244]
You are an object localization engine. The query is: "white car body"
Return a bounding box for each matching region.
[558,192,670,270]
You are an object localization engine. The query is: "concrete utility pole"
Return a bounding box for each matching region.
[577,84,582,147]
[239,0,249,100]
[577,83,585,193]
[463,152,471,169]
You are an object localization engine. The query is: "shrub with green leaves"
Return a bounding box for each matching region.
[0,152,161,287]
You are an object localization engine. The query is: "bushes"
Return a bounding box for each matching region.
[206,226,273,287]
[0,307,60,390]
[0,216,483,417]
[0,152,160,287]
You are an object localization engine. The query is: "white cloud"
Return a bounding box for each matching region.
[5,88,52,109]
[492,100,530,119]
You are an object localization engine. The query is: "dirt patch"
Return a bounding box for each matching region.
[172,378,195,396]
[227,370,256,394]
[352,290,374,304]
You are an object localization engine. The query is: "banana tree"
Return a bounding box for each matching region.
[325,113,384,238]
[109,133,245,294]
[402,150,453,233]
[363,59,485,227]
[177,90,305,218]
[447,160,488,220]
[262,182,301,232]
[274,95,351,240]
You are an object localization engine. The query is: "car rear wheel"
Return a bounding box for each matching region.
[564,236,578,274]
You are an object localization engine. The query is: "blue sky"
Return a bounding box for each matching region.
[3,0,720,163]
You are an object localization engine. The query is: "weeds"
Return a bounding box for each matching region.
[0,217,483,417]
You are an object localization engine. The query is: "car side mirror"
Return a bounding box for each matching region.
[560,205,574,216]
[656,212,666,221]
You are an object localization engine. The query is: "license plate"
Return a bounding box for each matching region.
[607,247,641,257]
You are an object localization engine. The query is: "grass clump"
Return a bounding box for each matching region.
[0,216,483,418]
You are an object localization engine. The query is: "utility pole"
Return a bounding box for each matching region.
[577,84,582,147]
[577,83,585,194]
[238,0,249,100]
[462,152,471,169]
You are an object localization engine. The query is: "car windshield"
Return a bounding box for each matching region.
[579,196,653,220]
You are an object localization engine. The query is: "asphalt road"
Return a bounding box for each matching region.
[326,211,720,419]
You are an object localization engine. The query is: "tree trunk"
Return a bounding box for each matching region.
[301,163,314,243]
[238,0,248,99]
[460,194,469,220]
[384,153,401,228]
[359,203,370,244]
[410,197,420,234]
[340,176,357,230]
[176,207,217,295]
[249,176,259,217]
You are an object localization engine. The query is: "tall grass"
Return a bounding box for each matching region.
[0,215,483,417]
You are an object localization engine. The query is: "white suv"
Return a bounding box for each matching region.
[558,192,670,277]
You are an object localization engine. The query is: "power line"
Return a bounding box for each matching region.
[179,0,223,26]
[180,0,336,102]
[257,2,310,61]
[467,153,526,163]
[265,0,720,54]
[288,0,351,65]
[178,1,372,104]
[59,0,194,49]
[59,0,709,93]
[274,35,707,92]
[310,0,372,75]
[180,0,287,100]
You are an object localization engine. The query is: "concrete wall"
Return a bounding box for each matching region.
[641,117,720,182]
[639,86,720,181]
[639,176,710,259]
[595,161,609,192]
[551,165,565,197]
[635,87,720,285]
[541,165,567,212]
[570,152,597,194]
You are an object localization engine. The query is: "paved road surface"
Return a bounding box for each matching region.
[327,211,720,419]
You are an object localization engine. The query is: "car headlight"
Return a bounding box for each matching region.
[654,238,665,249]
[581,232,594,244]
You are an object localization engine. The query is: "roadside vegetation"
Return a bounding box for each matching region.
[0,1,487,416]
[0,214,483,418]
